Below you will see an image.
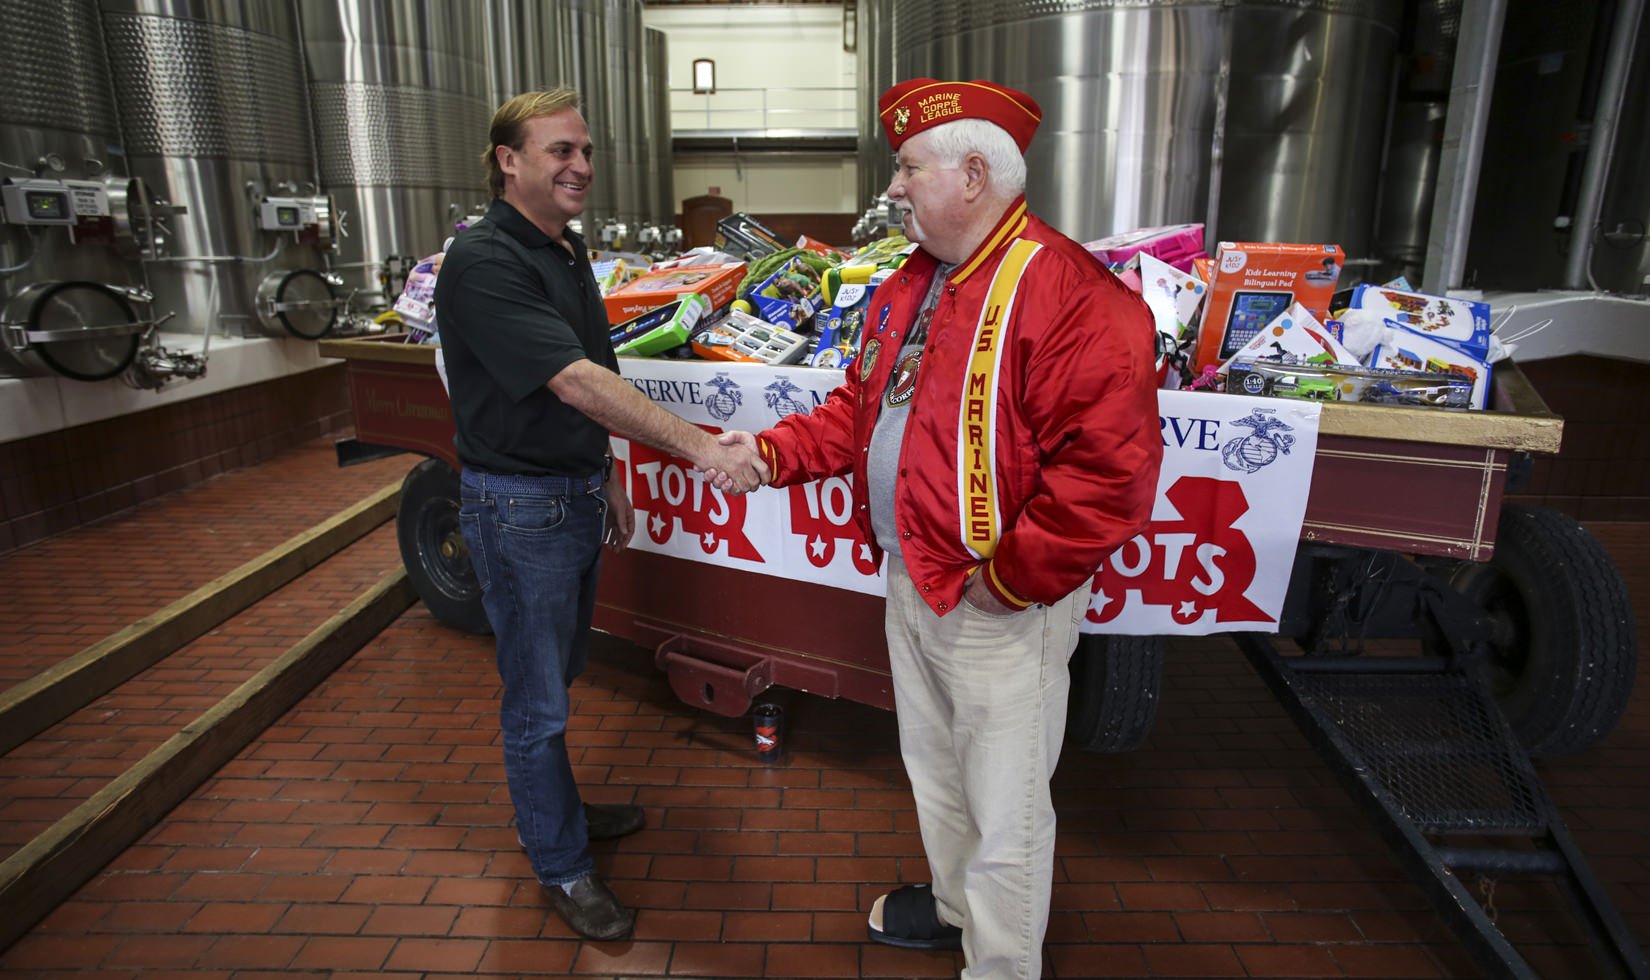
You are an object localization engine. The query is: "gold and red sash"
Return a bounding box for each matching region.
[957,237,1041,560]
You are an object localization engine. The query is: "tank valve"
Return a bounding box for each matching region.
[125,340,207,390]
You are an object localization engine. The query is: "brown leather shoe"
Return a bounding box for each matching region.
[543,872,636,940]
[584,802,646,841]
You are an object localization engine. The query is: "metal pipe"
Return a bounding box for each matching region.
[1422,0,1506,292]
[1203,4,1233,253]
[0,230,36,275]
[142,239,284,265]
[1435,847,1569,876]
[1563,0,1646,289]
[1554,0,1618,226]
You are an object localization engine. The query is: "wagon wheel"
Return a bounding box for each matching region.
[1066,634,1165,753]
[1446,504,1636,756]
[397,458,490,634]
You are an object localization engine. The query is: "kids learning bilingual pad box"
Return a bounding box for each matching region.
[1191,241,1344,373]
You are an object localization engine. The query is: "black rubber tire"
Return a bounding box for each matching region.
[1066,634,1165,753]
[396,458,491,634]
[1448,505,1636,756]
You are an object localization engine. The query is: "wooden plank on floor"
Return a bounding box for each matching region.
[0,482,400,756]
[0,568,415,953]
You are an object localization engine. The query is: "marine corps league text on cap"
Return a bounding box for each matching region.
[876,78,1043,152]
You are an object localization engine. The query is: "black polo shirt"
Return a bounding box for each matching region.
[434,198,619,476]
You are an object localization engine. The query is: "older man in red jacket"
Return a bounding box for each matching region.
[719,78,1162,980]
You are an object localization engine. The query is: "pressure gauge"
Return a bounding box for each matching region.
[258,197,312,230]
[2,179,75,226]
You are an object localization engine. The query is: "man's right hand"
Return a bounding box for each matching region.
[702,430,769,493]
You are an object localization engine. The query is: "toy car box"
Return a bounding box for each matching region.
[1192,241,1344,373]
[602,261,745,325]
[1226,358,1473,408]
[691,308,809,364]
[612,293,712,357]
[1369,328,1492,409]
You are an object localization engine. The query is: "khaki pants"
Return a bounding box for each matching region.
[884,557,1085,980]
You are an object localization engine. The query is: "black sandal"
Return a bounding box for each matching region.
[867,883,963,950]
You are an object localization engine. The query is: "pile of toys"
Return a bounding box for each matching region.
[599,213,914,366]
[1090,225,1500,410]
[396,211,1503,412]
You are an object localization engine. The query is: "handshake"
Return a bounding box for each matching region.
[700,430,769,495]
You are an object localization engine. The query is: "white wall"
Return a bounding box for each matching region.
[672,157,858,215]
[644,3,860,214]
[644,4,857,131]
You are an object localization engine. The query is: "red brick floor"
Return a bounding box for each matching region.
[1,439,1646,978]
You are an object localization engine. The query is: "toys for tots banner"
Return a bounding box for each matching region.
[611,358,1320,635]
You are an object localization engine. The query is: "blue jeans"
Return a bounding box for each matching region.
[458,467,606,886]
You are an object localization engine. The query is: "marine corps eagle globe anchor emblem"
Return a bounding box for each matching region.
[1221,409,1295,474]
[705,373,744,422]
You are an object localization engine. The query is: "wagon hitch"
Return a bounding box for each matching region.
[1239,632,1649,979]
[651,630,848,719]
[654,634,775,717]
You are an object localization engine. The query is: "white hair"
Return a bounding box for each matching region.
[918,118,1027,197]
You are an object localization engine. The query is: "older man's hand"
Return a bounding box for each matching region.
[700,430,769,494]
[963,569,1016,616]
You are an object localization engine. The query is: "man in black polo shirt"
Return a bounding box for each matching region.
[435,88,766,941]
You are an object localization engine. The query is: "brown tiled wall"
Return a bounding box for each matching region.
[1509,355,1650,521]
[0,365,352,554]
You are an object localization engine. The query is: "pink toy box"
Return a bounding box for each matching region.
[1082,223,1206,273]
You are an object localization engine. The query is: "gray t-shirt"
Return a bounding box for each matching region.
[868,265,953,556]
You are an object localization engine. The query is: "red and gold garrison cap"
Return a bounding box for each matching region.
[877,78,1043,152]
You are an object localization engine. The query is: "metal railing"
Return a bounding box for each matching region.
[668,85,857,133]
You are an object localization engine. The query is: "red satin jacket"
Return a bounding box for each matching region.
[757,198,1162,615]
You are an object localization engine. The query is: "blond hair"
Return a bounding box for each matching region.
[483,88,582,196]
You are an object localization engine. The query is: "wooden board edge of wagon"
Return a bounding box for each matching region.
[318,336,1564,457]
[319,334,438,366]
[1318,361,1562,455]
